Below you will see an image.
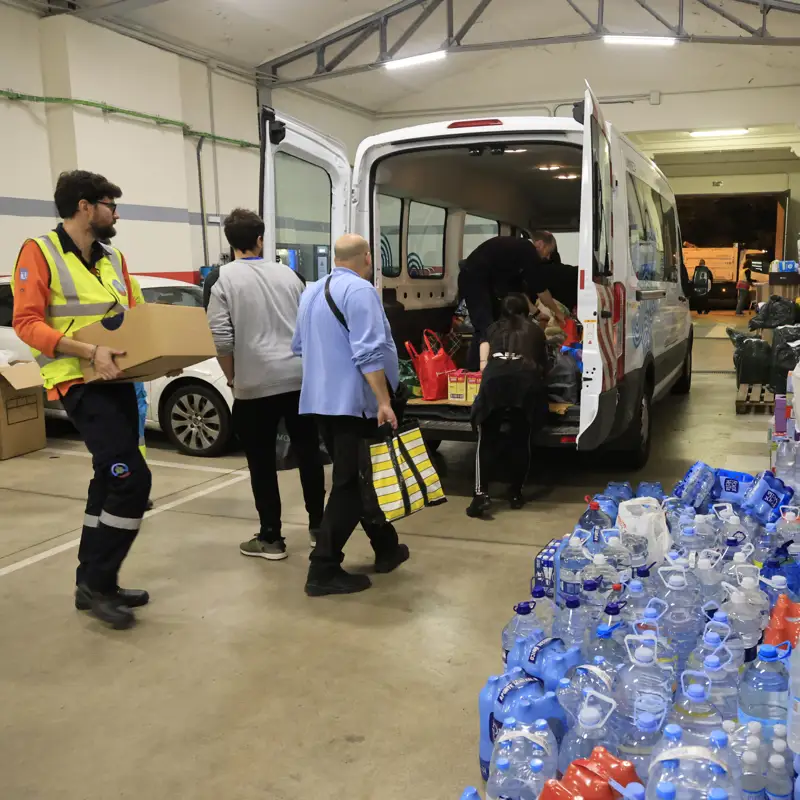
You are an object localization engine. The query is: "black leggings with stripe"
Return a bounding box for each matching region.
[475,408,532,496]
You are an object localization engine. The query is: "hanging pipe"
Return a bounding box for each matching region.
[195,136,210,268]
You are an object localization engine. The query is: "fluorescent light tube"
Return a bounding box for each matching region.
[689,128,749,138]
[603,35,677,46]
[385,51,447,70]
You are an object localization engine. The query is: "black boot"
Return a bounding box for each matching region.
[375,543,410,574]
[509,489,525,510]
[305,568,372,597]
[89,593,136,630]
[466,492,491,518]
[76,584,149,610]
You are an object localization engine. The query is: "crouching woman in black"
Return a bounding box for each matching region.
[467,293,549,518]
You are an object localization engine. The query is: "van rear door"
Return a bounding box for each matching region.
[577,83,619,450]
[258,108,351,277]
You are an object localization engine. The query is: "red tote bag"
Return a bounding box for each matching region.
[405,329,457,401]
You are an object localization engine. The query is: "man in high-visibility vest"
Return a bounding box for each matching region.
[12,170,151,630]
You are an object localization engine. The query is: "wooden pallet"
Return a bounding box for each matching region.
[736,383,775,414]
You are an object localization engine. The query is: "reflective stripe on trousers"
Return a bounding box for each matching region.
[84,512,143,532]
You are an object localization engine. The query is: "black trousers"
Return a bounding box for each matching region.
[475,409,531,495]
[232,390,325,541]
[309,415,398,579]
[736,288,750,314]
[459,269,498,371]
[60,383,152,593]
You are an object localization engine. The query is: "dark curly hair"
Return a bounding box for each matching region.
[54,170,122,219]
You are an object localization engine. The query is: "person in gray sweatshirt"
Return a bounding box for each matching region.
[207,208,324,561]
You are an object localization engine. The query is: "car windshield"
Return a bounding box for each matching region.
[142,285,203,307]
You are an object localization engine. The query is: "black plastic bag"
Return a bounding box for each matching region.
[749,295,796,330]
[547,352,581,404]
[736,338,772,386]
[275,420,332,471]
[770,325,800,393]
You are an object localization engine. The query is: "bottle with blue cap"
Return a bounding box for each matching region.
[622,580,652,625]
[486,756,517,800]
[458,789,481,800]
[649,781,677,800]
[599,599,629,645]
[650,723,683,765]
[688,628,725,671]
[557,690,620,775]
[604,533,634,582]
[583,554,620,602]
[552,594,588,650]
[668,672,723,741]
[645,766,680,800]
[581,577,605,624]
[557,535,592,606]
[619,710,662,782]
[501,602,546,665]
[754,522,779,568]
[606,481,635,503]
[530,584,556,635]
[638,481,665,500]
[633,602,679,683]
[491,716,558,787]
[710,610,746,669]
[704,653,739,720]
[478,674,502,779]
[739,643,791,736]
[585,622,627,673]
[522,758,546,800]
[706,730,738,794]
[659,568,704,672]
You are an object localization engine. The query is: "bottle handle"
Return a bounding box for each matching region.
[580,689,617,729]
[777,640,792,660]
[780,505,800,519]
[661,496,680,510]
[735,564,761,585]
[657,565,685,588]
[645,597,668,618]
[741,542,756,558]
[712,644,734,668]
[625,633,657,664]
[713,502,734,520]
[705,619,732,644]
[700,549,723,569]
[680,670,710,698]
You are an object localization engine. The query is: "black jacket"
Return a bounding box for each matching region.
[471,358,548,430]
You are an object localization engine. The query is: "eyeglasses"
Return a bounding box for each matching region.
[95,201,118,213]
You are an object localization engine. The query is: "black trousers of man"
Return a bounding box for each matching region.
[308,415,398,579]
[60,383,152,594]
[232,390,325,542]
[458,269,500,372]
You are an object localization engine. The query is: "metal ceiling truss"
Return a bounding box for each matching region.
[258,0,800,88]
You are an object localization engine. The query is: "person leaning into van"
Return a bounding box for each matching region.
[459,233,567,371]
[466,293,549,518]
[207,208,326,560]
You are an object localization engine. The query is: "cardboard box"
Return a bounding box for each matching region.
[466,371,482,403]
[447,370,467,403]
[73,304,216,382]
[0,361,46,460]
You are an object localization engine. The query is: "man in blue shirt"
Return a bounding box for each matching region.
[293,234,409,596]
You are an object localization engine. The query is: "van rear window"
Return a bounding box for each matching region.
[408,201,446,279]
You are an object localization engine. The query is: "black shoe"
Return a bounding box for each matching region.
[375,543,410,574]
[466,493,491,518]
[89,593,136,630]
[146,498,154,511]
[76,584,150,610]
[509,491,525,510]
[305,570,372,597]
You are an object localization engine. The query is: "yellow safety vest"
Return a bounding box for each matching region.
[12,231,130,390]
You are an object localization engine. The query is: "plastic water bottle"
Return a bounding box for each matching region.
[606,481,635,503]
[524,758,547,800]
[615,637,672,738]
[777,506,800,546]
[517,637,582,691]
[557,691,620,775]
[678,461,717,509]
[708,730,740,788]
[711,611,746,669]
[557,658,618,725]
[605,535,634,581]
[598,599,629,644]
[619,710,662,783]
[664,497,689,534]
[786,645,800,753]
[584,554,619,600]
[622,580,652,625]
[633,603,679,684]
[775,441,797,487]
[739,644,790,735]
[697,556,726,615]
[688,629,725,671]
[762,574,800,607]
[502,603,545,665]
[741,749,766,800]
[784,544,800,593]
[754,523,779,568]
[552,595,588,650]
[531,585,556,635]
[585,623,627,672]
[660,569,704,671]
[581,578,605,625]
[578,500,614,533]
[766,754,793,800]
[459,788,481,800]
[739,576,771,629]
[558,536,591,604]
[650,723,683,764]
[721,585,763,655]
[704,653,739,720]
[486,756,518,800]
[668,672,723,741]
[479,675,502,779]
[592,493,620,520]
[646,771,679,800]
[638,482,665,500]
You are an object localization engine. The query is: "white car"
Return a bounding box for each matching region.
[0,275,234,457]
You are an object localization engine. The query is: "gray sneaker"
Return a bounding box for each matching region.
[239,537,287,561]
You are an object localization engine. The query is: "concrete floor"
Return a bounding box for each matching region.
[0,311,774,799]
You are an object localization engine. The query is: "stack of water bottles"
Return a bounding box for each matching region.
[463,463,800,800]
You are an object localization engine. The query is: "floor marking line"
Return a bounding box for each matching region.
[43,447,238,475]
[0,472,250,578]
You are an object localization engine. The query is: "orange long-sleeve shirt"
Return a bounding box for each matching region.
[13,231,136,400]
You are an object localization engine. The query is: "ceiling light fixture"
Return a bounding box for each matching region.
[538,165,561,171]
[603,35,677,47]
[556,174,579,180]
[384,50,447,70]
[505,148,527,154]
[689,128,749,138]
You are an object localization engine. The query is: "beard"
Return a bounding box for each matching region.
[90,221,117,240]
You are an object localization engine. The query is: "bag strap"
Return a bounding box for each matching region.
[325,275,349,332]
[422,328,446,353]
[394,432,430,507]
[405,341,420,361]
[385,433,412,517]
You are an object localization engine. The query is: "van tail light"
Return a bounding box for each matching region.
[613,282,626,382]
[447,119,503,128]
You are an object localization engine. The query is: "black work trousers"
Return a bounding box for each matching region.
[60,383,152,594]
[475,408,532,496]
[458,269,499,372]
[232,390,325,542]
[309,415,398,579]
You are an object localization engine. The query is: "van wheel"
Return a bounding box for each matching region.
[672,340,692,395]
[612,387,652,471]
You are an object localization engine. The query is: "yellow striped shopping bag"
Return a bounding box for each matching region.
[369,425,447,522]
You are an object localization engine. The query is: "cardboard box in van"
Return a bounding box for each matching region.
[0,361,46,460]
[73,304,216,383]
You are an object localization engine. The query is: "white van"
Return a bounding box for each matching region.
[260,84,693,468]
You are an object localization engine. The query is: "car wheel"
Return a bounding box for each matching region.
[611,386,652,471]
[162,383,231,457]
[672,339,693,395]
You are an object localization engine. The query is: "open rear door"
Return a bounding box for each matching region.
[259,108,351,280]
[577,83,618,450]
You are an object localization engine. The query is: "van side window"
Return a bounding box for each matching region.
[590,117,612,278]
[463,214,499,256]
[379,194,402,278]
[627,173,650,280]
[660,197,680,283]
[631,174,665,281]
[274,152,332,280]
[407,201,446,279]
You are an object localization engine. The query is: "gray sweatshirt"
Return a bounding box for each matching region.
[207,258,305,400]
